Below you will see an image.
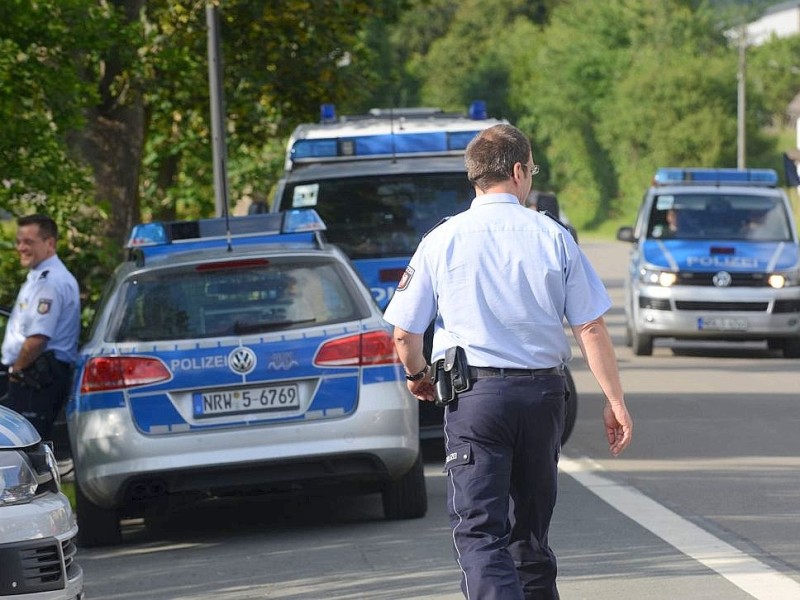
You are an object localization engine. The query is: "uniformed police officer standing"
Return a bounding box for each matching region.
[384,124,633,600]
[1,214,80,439]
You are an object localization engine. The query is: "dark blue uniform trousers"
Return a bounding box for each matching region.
[2,360,72,440]
[444,373,565,600]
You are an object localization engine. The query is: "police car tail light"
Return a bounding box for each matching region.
[80,356,171,393]
[314,331,400,367]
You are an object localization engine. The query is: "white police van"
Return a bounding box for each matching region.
[68,210,425,546]
[617,167,800,357]
[271,101,506,309]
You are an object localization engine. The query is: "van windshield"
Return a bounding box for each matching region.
[279,173,474,259]
[647,194,793,242]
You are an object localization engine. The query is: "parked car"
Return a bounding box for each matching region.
[617,167,800,356]
[0,405,83,599]
[67,210,427,546]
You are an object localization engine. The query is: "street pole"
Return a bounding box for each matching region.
[737,25,747,169]
[207,3,229,218]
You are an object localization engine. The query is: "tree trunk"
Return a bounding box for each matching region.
[69,0,147,250]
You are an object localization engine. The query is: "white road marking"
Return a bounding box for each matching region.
[560,456,800,600]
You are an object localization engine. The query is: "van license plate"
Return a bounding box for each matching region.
[193,384,300,418]
[697,317,748,331]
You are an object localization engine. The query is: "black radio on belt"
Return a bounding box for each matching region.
[433,346,471,407]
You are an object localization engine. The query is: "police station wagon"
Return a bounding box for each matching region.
[617,168,800,357]
[67,210,426,546]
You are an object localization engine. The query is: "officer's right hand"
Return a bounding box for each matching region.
[407,374,435,402]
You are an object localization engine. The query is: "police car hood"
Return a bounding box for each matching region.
[0,405,41,448]
[643,239,799,272]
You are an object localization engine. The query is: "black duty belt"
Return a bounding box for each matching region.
[468,366,562,379]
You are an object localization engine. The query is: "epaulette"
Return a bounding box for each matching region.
[539,210,579,243]
[423,216,451,238]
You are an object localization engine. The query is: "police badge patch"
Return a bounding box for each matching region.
[396,266,414,291]
[37,299,52,314]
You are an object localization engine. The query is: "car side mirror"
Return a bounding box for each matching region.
[616,226,636,243]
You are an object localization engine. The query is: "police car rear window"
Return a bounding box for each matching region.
[110,258,364,342]
[280,173,474,259]
[647,193,792,241]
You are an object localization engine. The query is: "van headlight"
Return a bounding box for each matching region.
[0,451,38,505]
[768,268,800,289]
[639,267,677,287]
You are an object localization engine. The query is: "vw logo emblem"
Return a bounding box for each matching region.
[228,347,256,375]
[712,271,732,287]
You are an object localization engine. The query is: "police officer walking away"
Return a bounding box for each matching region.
[2,214,80,439]
[383,124,633,600]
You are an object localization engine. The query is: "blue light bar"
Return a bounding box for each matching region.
[291,130,485,162]
[468,100,487,120]
[654,168,779,187]
[126,209,326,249]
[320,103,336,123]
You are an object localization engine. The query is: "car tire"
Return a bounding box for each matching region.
[76,483,122,547]
[562,368,578,447]
[631,327,653,356]
[781,337,800,358]
[382,454,427,520]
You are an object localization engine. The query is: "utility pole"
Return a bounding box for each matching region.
[737,25,747,169]
[207,3,229,218]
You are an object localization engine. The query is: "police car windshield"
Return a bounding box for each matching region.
[647,194,792,242]
[110,258,363,342]
[280,173,474,259]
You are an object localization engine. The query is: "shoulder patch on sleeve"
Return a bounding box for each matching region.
[396,266,414,291]
[37,299,53,314]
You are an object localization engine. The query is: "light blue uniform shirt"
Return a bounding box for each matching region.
[2,255,80,365]
[383,193,612,369]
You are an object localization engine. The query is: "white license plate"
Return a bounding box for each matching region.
[698,317,748,331]
[193,384,300,418]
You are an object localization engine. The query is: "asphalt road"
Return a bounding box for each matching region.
[75,240,800,600]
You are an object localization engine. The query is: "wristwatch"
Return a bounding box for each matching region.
[405,365,429,381]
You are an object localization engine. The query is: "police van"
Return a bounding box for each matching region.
[270,103,580,444]
[271,101,505,309]
[616,167,800,357]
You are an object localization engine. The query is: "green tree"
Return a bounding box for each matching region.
[511,0,775,229]
[748,34,800,125]
[0,0,118,320]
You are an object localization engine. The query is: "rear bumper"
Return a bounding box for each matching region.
[71,383,418,509]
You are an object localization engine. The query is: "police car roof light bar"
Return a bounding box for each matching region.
[126,209,326,249]
[654,167,779,188]
[288,101,499,170]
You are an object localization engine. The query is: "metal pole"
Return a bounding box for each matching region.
[737,26,747,169]
[206,3,228,218]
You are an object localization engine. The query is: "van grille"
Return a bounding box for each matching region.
[677,272,768,287]
[675,301,768,312]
